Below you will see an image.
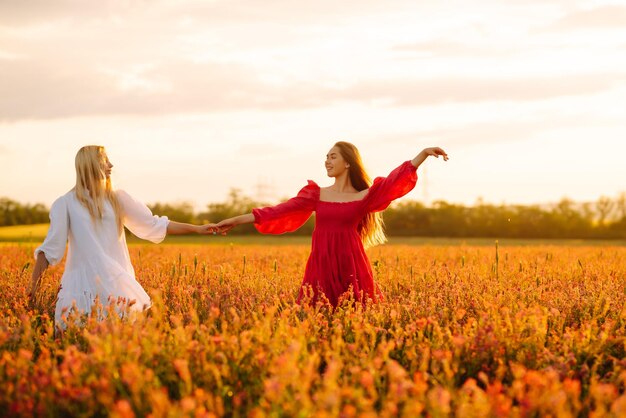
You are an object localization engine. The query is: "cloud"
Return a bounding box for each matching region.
[237,142,293,157]
[338,74,625,107]
[392,39,506,58]
[0,57,310,121]
[167,0,406,24]
[0,0,412,27]
[1,54,623,122]
[0,1,137,26]
[362,113,603,148]
[543,5,626,31]
[1,1,624,122]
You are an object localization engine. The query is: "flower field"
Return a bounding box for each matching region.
[1,243,626,417]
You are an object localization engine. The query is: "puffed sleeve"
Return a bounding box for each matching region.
[364,161,418,213]
[253,181,319,234]
[116,190,169,243]
[34,196,69,265]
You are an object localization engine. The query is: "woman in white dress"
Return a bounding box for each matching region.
[29,145,215,328]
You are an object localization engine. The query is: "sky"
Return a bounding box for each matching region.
[1,0,625,210]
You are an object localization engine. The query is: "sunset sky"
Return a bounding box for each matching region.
[1,0,625,210]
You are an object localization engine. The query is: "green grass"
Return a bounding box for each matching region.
[0,224,50,242]
[2,223,625,246]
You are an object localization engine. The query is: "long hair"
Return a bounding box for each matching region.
[74,146,123,235]
[334,141,386,248]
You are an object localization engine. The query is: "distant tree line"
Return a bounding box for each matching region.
[0,198,49,226]
[384,197,626,239]
[2,191,625,239]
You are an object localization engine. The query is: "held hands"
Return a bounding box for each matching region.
[214,218,237,235]
[196,223,230,235]
[197,223,220,235]
[196,219,238,236]
[213,214,254,236]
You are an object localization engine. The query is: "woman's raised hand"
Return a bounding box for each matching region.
[411,146,449,168]
[423,147,449,161]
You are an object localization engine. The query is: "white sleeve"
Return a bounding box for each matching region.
[116,190,169,243]
[34,196,69,265]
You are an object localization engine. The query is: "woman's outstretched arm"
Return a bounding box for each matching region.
[117,190,217,240]
[411,147,449,168]
[363,146,449,213]
[216,181,317,235]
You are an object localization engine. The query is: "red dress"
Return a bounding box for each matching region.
[253,161,418,306]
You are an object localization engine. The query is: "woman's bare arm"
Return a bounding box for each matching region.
[411,147,449,168]
[29,252,49,304]
[166,221,217,235]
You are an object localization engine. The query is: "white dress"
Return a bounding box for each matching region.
[35,189,169,326]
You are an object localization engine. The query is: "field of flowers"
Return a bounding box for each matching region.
[1,242,625,417]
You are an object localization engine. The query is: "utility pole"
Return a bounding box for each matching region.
[422,164,429,206]
[254,179,276,203]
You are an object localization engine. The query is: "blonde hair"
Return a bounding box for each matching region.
[334,141,387,248]
[74,146,123,234]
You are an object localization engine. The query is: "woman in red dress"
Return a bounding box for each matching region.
[215,142,448,306]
